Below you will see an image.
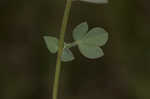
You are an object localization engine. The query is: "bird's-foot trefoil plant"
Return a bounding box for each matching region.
[43,0,109,99]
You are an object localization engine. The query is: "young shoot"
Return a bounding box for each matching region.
[43,0,109,99]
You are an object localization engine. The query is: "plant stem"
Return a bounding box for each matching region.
[52,0,72,99]
[65,42,77,49]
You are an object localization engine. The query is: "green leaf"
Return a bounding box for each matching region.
[80,27,108,46]
[78,44,104,59]
[43,36,58,53]
[61,48,75,62]
[79,0,108,4]
[73,22,88,41]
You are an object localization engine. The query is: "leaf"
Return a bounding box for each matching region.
[80,27,108,46]
[78,44,104,59]
[43,36,58,53]
[80,0,108,4]
[61,48,75,62]
[73,22,88,41]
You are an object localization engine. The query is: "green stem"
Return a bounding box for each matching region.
[65,42,77,49]
[52,0,72,99]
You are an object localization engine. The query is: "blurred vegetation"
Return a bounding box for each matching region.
[0,0,150,99]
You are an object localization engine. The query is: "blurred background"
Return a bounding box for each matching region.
[0,0,150,99]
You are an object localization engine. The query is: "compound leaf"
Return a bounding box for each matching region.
[79,0,108,4]
[43,36,58,53]
[73,22,88,41]
[61,48,75,62]
[78,44,104,59]
[80,27,108,46]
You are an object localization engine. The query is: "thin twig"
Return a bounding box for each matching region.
[52,0,72,99]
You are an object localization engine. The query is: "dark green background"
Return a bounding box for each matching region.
[1,0,150,99]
